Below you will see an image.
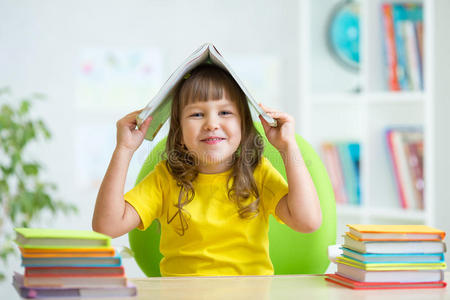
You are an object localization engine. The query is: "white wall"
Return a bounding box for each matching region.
[0,0,300,298]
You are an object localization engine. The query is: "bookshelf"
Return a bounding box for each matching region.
[299,0,433,238]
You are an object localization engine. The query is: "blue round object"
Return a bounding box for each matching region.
[328,1,360,70]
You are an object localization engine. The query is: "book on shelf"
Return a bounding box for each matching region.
[21,255,122,267]
[341,247,445,263]
[15,228,111,249]
[347,224,446,241]
[25,266,125,277]
[13,273,137,299]
[381,3,423,91]
[336,263,445,283]
[320,141,360,206]
[325,273,447,289]
[320,142,348,204]
[19,247,116,258]
[136,42,276,141]
[381,3,400,91]
[343,234,446,254]
[385,127,423,210]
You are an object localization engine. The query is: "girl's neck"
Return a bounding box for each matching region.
[197,161,233,174]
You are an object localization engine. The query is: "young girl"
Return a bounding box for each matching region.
[93,64,322,276]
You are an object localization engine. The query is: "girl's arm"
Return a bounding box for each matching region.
[259,104,322,233]
[92,110,152,238]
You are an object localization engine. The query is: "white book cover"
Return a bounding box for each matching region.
[137,43,276,141]
[343,234,446,254]
[337,263,444,283]
[402,20,421,90]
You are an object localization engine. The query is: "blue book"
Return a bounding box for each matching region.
[392,4,410,90]
[347,143,360,205]
[337,143,358,205]
[21,255,122,267]
[342,247,445,263]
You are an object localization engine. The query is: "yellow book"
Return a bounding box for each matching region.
[347,224,446,241]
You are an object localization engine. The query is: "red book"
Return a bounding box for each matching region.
[321,143,347,204]
[386,130,408,209]
[325,273,447,290]
[382,3,401,91]
[25,266,125,277]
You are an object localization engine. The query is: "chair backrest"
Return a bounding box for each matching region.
[128,124,336,276]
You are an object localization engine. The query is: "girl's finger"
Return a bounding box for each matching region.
[259,103,280,114]
[259,115,271,133]
[138,116,153,134]
[266,111,291,122]
[124,110,141,118]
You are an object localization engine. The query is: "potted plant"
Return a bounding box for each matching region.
[0,87,77,280]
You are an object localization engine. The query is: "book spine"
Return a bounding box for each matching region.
[321,143,347,204]
[405,142,424,210]
[394,130,419,210]
[347,143,361,205]
[331,144,348,204]
[381,3,400,91]
[403,20,421,91]
[337,143,358,206]
[415,21,424,89]
[386,130,408,209]
[24,266,125,277]
[392,4,410,90]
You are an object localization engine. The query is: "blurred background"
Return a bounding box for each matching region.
[1,0,449,298]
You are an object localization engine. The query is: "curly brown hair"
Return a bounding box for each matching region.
[165,64,264,235]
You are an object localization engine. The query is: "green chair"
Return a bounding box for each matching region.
[128,124,336,276]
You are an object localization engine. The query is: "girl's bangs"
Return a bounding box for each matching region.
[179,67,241,106]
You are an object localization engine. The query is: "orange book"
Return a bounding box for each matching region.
[347,224,446,241]
[20,247,116,258]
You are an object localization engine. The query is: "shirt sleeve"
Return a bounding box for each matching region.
[124,161,166,230]
[257,157,289,223]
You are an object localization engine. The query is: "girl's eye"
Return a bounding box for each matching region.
[190,112,203,117]
[219,111,232,116]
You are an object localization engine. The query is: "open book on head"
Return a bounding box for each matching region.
[137,43,277,141]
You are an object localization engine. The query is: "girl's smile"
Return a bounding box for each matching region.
[201,136,226,144]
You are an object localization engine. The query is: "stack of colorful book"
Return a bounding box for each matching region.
[326,224,447,289]
[12,228,137,298]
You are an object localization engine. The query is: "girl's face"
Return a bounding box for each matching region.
[180,96,241,174]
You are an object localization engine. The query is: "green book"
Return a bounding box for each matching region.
[14,228,111,249]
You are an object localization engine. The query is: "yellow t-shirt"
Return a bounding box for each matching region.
[124,157,288,276]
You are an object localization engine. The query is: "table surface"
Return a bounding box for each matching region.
[124,273,449,300]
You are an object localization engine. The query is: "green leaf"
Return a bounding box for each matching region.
[37,120,51,139]
[18,100,30,116]
[22,163,39,175]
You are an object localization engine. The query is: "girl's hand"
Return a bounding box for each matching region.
[258,103,296,152]
[116,110,152,153]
